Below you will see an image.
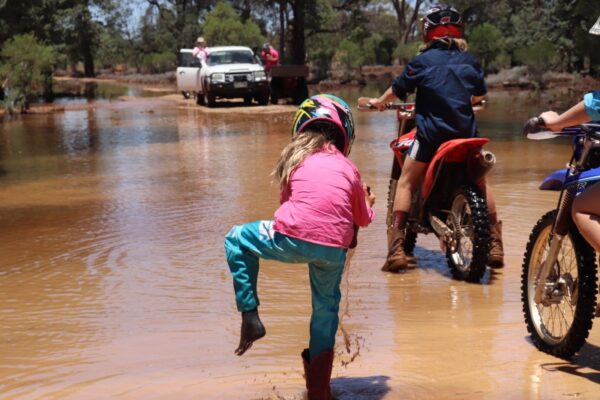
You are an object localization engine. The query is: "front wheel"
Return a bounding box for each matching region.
[521,210,597,358]
[196,92,205,106]
[206,93,216,107]
[446,185,490,282]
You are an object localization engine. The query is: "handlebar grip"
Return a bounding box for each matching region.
[522,116,546,135]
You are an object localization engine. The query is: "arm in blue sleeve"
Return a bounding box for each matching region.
[391,58,424,100]
[583,90,600,121]
[472,58,487,96]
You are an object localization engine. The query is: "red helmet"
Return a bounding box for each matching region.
[422,4,464,42]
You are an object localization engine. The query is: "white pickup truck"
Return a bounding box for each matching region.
[176,46,270,107]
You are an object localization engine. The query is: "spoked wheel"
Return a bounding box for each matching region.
[446,185,490,282]
[521,210,597,358]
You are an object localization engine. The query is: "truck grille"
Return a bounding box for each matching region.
[226,73,250,83]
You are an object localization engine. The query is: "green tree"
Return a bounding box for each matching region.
[515,39,557,89]
[202,2,264,48]
[468,23,504,72]
[0,33,57,113]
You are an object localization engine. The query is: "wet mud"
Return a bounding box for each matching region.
[1,89,599,399]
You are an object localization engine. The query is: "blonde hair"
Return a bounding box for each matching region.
[273,131,333,189]
[419,38,468,53]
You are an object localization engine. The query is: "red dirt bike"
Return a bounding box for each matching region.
[357,97,495,282]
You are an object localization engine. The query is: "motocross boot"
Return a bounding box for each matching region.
[302,349,334,400]
[488,220,504,268]
[381,228,408,272]
[301,349,310,390]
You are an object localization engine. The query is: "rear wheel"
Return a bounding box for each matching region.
[445,185,490,282]
[521,211,597,358]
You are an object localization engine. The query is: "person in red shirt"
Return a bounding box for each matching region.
[260,42,279,74]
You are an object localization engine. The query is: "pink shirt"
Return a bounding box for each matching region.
[273,148,375,249]
[261,48,279,72]
[192,46,210,61]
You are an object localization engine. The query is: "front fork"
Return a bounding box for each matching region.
[534,190,575,304]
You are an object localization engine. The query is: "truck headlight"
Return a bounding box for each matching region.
[211,73,225,83]
[254,71,267,81]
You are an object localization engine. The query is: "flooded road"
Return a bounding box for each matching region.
[1,88,599,399]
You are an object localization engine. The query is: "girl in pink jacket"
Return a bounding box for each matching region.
[225,94,375,399]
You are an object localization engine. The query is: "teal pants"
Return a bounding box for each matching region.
[225,220,346,359]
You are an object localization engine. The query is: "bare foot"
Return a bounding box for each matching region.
[235,309,266,356]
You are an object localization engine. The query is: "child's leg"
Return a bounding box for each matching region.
[225,220,275,312]
[225,222,268,355]
[225,220,317,355]
[308,259,345,359]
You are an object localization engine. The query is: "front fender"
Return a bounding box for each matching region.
[540,169,567,191]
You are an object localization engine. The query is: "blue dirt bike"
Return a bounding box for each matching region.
[521,122,600,358]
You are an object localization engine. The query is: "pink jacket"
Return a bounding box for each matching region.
[273,148,375,249]
[193,46,210,62]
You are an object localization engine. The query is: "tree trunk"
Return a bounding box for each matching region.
[290,0,305,65]
[403,0,424,43]
[80,5,95,77]
[391,0,407,44]
[279,0,286,61]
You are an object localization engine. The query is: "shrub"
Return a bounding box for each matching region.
[141,52,176,74]
[0,33,57,113]
[515,39,557,88]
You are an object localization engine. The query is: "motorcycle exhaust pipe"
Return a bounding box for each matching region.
[468,149,496,182]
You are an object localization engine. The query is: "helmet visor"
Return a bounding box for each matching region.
[425,8,462,25]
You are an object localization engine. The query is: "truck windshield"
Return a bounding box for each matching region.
[207,50,255,66]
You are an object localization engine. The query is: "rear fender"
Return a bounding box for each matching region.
[422,138,489,200]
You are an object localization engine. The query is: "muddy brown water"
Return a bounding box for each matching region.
[1,88,599,399]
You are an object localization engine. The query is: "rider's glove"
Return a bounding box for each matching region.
[522,116,546,135]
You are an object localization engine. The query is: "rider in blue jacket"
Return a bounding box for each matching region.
[369,4,504,271]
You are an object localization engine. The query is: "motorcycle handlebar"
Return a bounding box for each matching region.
[356,97,414,112]
[356,97,485,113]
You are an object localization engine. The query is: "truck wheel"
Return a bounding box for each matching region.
[196,93,205,106]
[257,92,269,106]
[207,93,216,107]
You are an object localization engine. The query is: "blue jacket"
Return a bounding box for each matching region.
[391,40,487,142]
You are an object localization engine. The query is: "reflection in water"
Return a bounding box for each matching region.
[1,89,599,399]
